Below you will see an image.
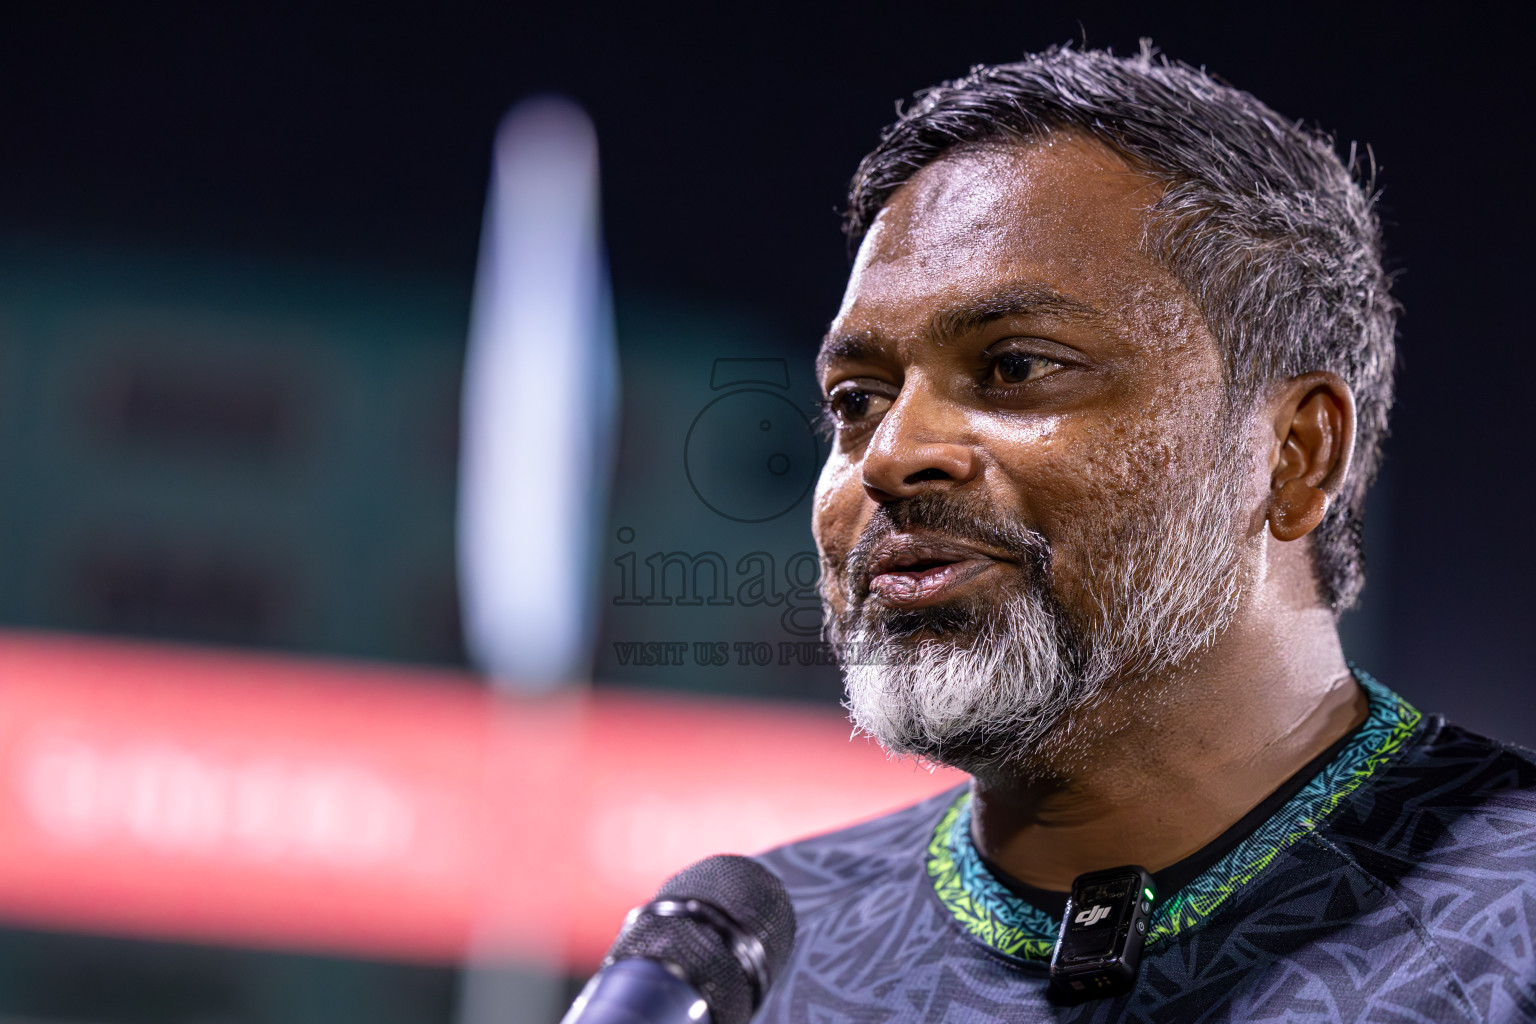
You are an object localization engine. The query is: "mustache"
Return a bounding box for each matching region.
[843,494,1052,601]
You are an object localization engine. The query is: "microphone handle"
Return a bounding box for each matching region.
[560,958,712,1024]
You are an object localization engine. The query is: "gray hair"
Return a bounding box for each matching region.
[844,43,1398,611]
[837,419,1248,777]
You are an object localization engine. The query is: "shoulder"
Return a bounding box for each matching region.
[1330,715,1536,871]
[1326,717,1536,1011]
[756,784,964,919]
[1399,715,1536,784]
[754,785,1042,1021]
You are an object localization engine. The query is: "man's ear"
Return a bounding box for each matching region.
[1267,372,1355,543]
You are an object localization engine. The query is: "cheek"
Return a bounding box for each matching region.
[980,415,1090,524]
[812,453,867,569]
[986,390,1227,576]
[1054,289,1228,498]
[1077,406,1185,503]
[966,415,1138,604]
[1047,360,1229,521]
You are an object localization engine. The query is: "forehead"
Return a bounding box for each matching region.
[832,134,1185,344]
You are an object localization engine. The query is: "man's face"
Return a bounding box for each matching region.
[814,135,1256,773]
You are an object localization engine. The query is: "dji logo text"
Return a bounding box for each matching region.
[1074,904,1111,927]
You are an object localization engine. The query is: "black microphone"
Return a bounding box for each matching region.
[560,854,797,1024]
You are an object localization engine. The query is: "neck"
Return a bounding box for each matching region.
[969,546,1367,892]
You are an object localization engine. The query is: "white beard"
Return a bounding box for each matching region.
[835,463,1247,778]
[841,591,1075,775]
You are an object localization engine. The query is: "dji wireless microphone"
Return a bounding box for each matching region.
[561,855,797,1024]
[1050,865,1156,1001]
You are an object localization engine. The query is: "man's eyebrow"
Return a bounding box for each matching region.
[928,284,1103,343]
[815,285,1104,379]
[815,334,886,379]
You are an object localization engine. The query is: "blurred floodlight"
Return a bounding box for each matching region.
[458,97,618,692]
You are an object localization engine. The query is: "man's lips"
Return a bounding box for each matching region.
[864,534,1010,609]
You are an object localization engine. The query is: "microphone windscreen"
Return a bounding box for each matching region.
[607,854,796,1024]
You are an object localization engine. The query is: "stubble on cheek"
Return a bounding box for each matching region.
[1033,293,1232,616]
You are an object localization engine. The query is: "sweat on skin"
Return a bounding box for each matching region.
[811,133,1366,893]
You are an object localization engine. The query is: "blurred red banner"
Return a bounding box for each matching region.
[0,630,963,967]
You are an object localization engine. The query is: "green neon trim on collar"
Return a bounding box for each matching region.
[925,668,1422,961]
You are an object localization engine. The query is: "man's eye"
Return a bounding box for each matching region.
[990,351,1060,385]
[825,385,893,426]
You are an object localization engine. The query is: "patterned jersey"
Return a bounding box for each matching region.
[755,673,1536,1022]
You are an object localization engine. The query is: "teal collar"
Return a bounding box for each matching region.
[925,669,1422,960]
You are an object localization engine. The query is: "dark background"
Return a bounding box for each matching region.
[4,2,1528,727]
[0,3,1530,1023]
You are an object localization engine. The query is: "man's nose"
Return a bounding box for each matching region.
[860,382,980,503]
